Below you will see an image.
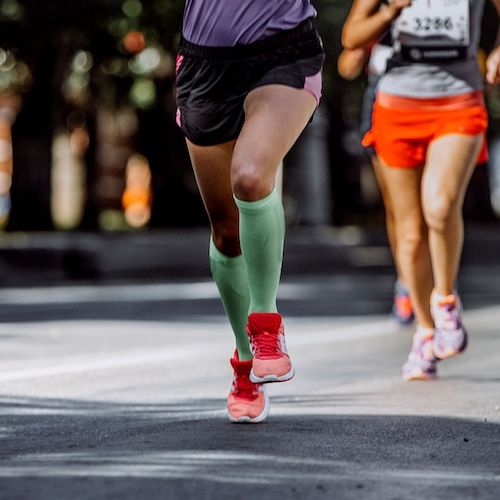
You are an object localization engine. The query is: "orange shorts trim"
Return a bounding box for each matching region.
[362,91,489,168]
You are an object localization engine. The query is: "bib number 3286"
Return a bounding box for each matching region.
[394,0,470,61]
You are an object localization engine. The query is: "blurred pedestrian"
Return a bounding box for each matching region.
[343,0,500,380]
[176,0,324,422]
[338,34,415,326]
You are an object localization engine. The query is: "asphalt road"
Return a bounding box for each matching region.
[0,271,500,499]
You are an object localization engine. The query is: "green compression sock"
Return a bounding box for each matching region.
[209,239,252,360]
[234,188,285,313]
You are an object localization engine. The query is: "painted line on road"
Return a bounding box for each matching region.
[0,318,394,382]
[0,282,219,305]
[0,346,195,383]
[0,282,329,305]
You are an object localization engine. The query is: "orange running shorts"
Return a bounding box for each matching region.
[362,91,488,168]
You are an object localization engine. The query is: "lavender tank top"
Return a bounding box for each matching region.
[182,0,316,47]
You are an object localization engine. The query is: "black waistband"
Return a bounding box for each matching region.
[179,18,317,59]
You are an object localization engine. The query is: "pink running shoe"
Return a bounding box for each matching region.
[246,312,295,383]
[392,281,415,325]
[401,327,438,381]
[227,352,269,424]
[431,292,468,360]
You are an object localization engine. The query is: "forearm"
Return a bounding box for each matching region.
[492,0,500,45]
[337,49,366,80]
[486,0,500,84]
[342,7,393,49]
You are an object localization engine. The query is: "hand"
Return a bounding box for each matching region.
[486,46,500,85]
[383,0,412,21]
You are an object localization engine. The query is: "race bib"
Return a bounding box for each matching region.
[393,0,470,62]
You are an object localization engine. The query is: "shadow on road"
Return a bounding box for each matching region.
[1,395,499,500]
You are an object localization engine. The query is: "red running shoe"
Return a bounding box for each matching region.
[227,351,269,424]
[246,312,295,383]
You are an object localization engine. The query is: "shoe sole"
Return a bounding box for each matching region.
[227,388,270,424]
[402,371,437,381]
[249,366,295,384]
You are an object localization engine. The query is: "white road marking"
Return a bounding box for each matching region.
[0,281,366,305]
[0,318,394,382]
[0,346,195,382]
[0,282,220,305]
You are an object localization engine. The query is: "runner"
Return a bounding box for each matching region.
[338,34,415,325]
[342,0,500,380]
[176,1,324,422]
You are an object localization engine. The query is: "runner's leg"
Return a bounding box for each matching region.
[421,133,481,359]
[231,83,317,383]
[422,134,483,295]
[373,156,414,323]
[372,156,400,276]
[381,163,434,328]
[186,139,252,360]
[232,84,317,313]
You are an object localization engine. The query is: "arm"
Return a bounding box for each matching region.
[337,48,367,80]
[486,0,500,84]
[486,47,500,84]
[342,0,412,50]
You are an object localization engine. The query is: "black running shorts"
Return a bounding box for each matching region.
[175,19,325,147]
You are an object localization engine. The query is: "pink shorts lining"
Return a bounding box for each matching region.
[304,71,322,105]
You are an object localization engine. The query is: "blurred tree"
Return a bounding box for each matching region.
[2,0,495,231]
[0,0,205,231]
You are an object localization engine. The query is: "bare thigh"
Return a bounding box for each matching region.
[381,165,425,242]
[185,84,318,252]
[231,84,317,200]
[372,155,393,214]
[422,134,483,221]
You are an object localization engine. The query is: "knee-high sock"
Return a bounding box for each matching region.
[209,239,252,360]
[234,188,285,313]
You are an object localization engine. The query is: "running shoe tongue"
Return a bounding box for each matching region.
[248,312,282,334]
[230,357,252,374]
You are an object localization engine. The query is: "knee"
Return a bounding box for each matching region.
[398,226,427,260]
[231,155,270,201]
[423,196,458,232]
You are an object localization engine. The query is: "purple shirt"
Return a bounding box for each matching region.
[182,0,316,47]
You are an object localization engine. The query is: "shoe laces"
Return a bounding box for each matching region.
[251,331,280,358]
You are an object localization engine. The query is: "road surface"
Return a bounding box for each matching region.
[0,274,499,499]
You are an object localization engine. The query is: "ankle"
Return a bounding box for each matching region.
[415,325,434,340]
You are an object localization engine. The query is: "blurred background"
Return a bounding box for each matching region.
[0,0,498,280]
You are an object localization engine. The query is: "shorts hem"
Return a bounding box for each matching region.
[183,129,240,147]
